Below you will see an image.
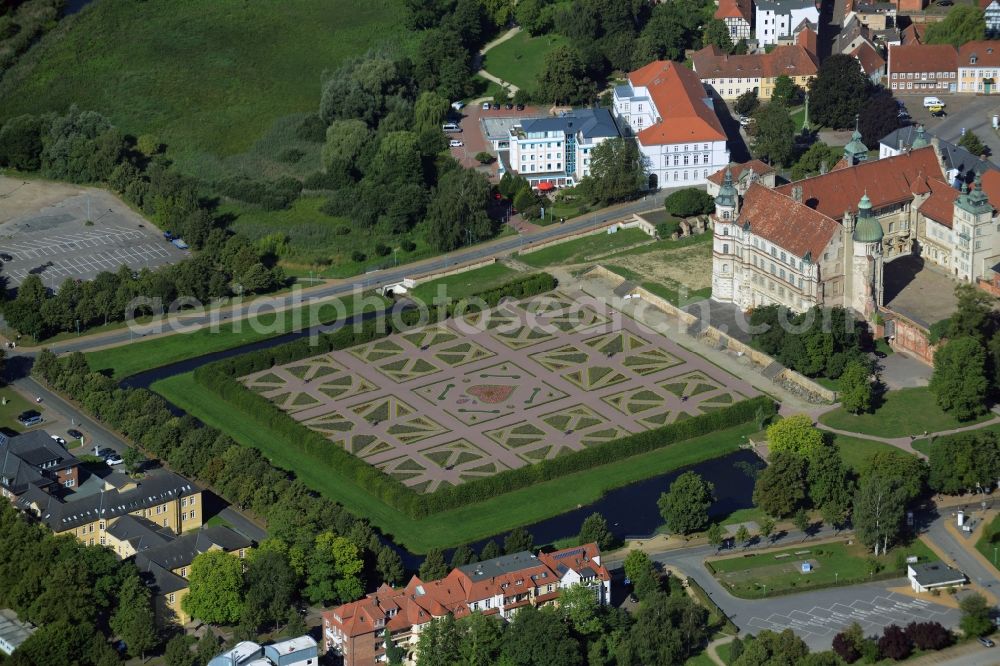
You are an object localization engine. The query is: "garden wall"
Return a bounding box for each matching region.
[518,214,654,256]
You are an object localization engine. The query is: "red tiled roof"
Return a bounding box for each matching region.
[888,44,957,74]
[981,170,1000,209]
[715,0,752,21]
[917,178,959,228]
[852,42,885,76]
[797,27,819,56]
[901,24,926,45]
[707,160,775,186]
[959,40,1000,68]
[775,147,946,221]
[627,61,726,145]
[738,183,841,260]
[691,45,818,81]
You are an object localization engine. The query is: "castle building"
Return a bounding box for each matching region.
[710,144,1000,314]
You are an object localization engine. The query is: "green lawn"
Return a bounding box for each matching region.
[0,390,44,433]
[832,434,907,474]
[819,387,990,438]
[708,540,938,598]
[0,0,410,182]
[150,367,761,553]
[482,31,568,91]
[975,514,1000,572]
[519,228,652,267]
[227,197,438,276]
[86,294,387,379]
[409,263,520,303]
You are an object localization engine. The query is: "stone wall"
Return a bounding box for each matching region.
[519,215,654,256]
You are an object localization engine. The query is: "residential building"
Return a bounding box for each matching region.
[755,0,819,45]
[612,60,729,187]
[907,563,967,593]
[323,543,611,666]
[887,44,958,92]
[853,42,887,83]
[0,609,35,656]
[896,0,926,11]
[715,0,754,41]
[691,41,818,100]
[501,108,621,187]
[900,23,926,45]
[207,636,318,666]
[0,430,80,500]
[710,144,1000,314]
[833,14,875,55]
[706,160,777,197]
[846,0,896,30]
[878,125,998,183]
[958,41,1000,94]
[984,0,1000,37]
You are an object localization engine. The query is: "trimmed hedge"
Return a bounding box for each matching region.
[687,576,738,635]
[194,273,777,517]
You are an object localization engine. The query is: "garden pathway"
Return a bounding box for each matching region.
[706,635,736,666]
[474,26,522,96]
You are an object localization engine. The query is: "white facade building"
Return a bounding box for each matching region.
[613,60,729,188]
[755,0,820,45]
[502,109,620,187]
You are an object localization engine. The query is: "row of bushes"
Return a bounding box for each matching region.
[686,576,738,635]
[195,274,776,517]
[216,175,304,211]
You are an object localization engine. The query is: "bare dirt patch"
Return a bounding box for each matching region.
[608,244,712,291]
[0,176,87,221]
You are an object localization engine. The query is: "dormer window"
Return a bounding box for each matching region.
[972,55,978,64]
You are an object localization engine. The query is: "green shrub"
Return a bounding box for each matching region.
[401,240,417,252]
[277,148,304,164]
[664,188,715,217]
[350,250,366,262]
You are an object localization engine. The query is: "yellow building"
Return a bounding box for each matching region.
[691,39,819,101]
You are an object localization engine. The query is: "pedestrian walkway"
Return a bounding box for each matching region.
[474,26,522,98]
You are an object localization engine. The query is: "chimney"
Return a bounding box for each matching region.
[792,185,803,203]
[819,160,828,175]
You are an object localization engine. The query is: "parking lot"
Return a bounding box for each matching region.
[0,177,188,288]
[895,93,1000,158]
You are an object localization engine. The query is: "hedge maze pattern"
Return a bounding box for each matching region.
[241,290,758,493]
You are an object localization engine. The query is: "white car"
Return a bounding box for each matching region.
[739,116,751,127]
[106,453,124,466]
[449,139,464,147]
[50,435,66,446]
[482,101,491,111]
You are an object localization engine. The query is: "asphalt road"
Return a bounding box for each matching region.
[42,192,672,356]
[17,373,267,542]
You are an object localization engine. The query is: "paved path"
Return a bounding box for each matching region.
[707,635,735,666]
[475,26,522,95]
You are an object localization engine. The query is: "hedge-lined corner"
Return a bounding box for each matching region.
[192,272,777,518]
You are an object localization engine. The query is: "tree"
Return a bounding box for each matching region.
[766,415,825,457]
[458,612,504,665]
[479,539,501,561]
[793,508,810,537]
[110,571,158,658]
[924,5,986,46]
[449,544,476,569]
[929,431,1000,494]
[501,606,580,666]
[853,476,906,555]
[559,582,602,635]
[517,0,556,35]
[377,546,405,586]
[624,549,660,600]
[703,19,734,52]
[623,549,652,584]
[244,549,297,632]
[760,516,776,543]
[425,168,494,251]
[304,533,364,605]
[859,91,901,147]
[790,142,841,180]
[385,627,406,665]
[878,624,913,661]
[0,114,45,170]
[734,524,751,548]
[707,523,724,550]
[959,130,988,157]
[419,549,449,580]
[734,90,759,117]
[904,621,953,651]
[751,102,795,166]
[616,591,708,665]
[181,551,244,625]
[865,450,928,504]
[196,631,221,665]
[732,629,809,666]
[122,446,145,475]
[417,615,462,666]
[536,45,594,105]
[635,0,706,62]
[658,471,715,534]
[771,75,800,106]
[578,512,614,550]
[930,336,989,421]
[753,451,807,517]
[808,54,870,129]
[504,526,535,554]
[839,360,874,414]
[809,452,855,529]
[414,91,450,135]
[948,283,996,342]
[832,623,864,664]
[163,634,197,666]
[579,137,646,204]
[960,593,993,636]
[664,188,715,217]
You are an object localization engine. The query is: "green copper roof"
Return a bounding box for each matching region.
[715,167,738,209]
[844,128,868,158]
[911,125,929,149]
[958,172,991,214]
[853,193,883,243]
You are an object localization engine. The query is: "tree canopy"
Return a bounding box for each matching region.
[924,5,986,47]
[579,137,646,204]
[182,550,245,625]
[751,102,795,166]
[808,54,870,130]
[930,336,990,421]
[658,471,715,534]
[766,415,826,457]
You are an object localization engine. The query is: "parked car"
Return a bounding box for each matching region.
[17,411,42,427]
[442,122,461,133]
[978,637,994,647]
[931,109,947,118]
[93,446,115,459]
[450,101,465,111]
[449,139,464,147]
[516,103,525,111]
[105,453,124,466]
[482,101,490,111]
[504,103,513,110]
[50,435,66,446]
[874,350,887,359]
[939,0,953,5]
[739,115,751,127]
[68,429,84,440]
[0,253,12,261]
[923,96,945,108]
[491,102,500,110]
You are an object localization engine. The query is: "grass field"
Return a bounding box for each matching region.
[86,294,388,379]
[818,387,990,438]
[975,514,1000,572]
[708,540,938,598]
[519,228,652,267]
[832,434,908,473]
[225,197,438,276]
[482,31,568,91]
[408,263,521,303]
[0,390,43,433]
[151,366,761,552]
[0,0,410,181]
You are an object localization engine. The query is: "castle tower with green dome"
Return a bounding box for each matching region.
[846,193,884,316]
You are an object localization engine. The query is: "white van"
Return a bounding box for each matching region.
[442,122,461,133]
[923,96,945,108]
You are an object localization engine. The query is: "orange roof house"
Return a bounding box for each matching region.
[626,60,727,145]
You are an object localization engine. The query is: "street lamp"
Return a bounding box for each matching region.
[835,572,839,585]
